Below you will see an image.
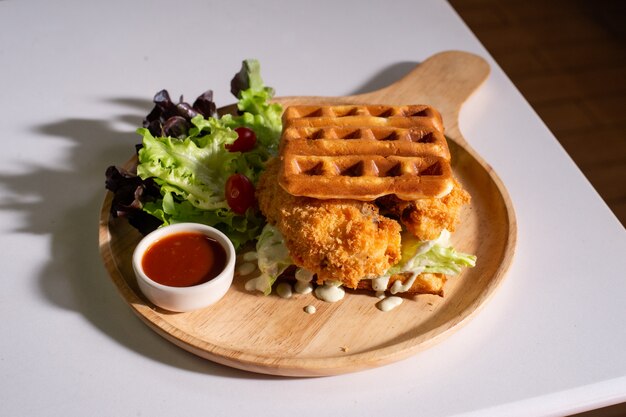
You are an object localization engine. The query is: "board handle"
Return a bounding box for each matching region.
[347,51,490,142]
[275,51,490,147]
[349,52,489,105]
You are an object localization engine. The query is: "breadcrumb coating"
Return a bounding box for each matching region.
[256,158,470,290]
[375,178,470,241]
[257,158,401,288]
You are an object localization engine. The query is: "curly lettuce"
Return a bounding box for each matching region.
[132,59,282,248]
[223,59,283,153]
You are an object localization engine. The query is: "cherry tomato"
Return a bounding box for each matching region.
[225,173,255,214]
[226,127,257,152]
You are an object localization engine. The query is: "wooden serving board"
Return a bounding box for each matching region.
[99,51,517,376]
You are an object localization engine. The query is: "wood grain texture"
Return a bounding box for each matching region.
[99,51,517,376]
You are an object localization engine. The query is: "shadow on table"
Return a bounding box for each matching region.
[2,61,418,379]
[349,61,417,96]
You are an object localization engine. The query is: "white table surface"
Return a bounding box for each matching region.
[1,1,625,416]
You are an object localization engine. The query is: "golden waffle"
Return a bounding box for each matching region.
[278,105,454,201]
[282,104,444,132]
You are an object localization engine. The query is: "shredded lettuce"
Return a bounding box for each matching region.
[251,227,475,296]
[253,224,292,295]
[389,230,476,276]
[134,59,281,248]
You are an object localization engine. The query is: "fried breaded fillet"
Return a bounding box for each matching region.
[376,178,470,241]
[257,158,402,288]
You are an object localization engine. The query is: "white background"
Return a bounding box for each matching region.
[1,1,625,416]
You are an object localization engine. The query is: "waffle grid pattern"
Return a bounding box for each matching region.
[278,105,453,200]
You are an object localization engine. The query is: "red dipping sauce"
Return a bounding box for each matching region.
[141,232,227,287]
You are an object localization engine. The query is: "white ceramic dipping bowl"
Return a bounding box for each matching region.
[132,223,235,312]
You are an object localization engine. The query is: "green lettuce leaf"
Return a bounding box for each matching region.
[221,103,282,155]
[230,58,275,98]
[226,60,283,160]
[222,60,283,153]
[136,118,269,248]
[253,224,292,295]
[137,122,237,211]
[389,230,477,276]
[134,59,282,248]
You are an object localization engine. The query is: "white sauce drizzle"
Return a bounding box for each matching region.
[276,282,293,299]
[314,281,345,303]
[304,305,316,314]
[242,251,258,262]
[294,267,314,294]
[372,274,391,292]
[236,262,256,276]
[294,280,313,294]
[376,296,403,312]
[295,268,314,282]
[244,276,261,292]
[390,272,418,294]
[245,275,270,293]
